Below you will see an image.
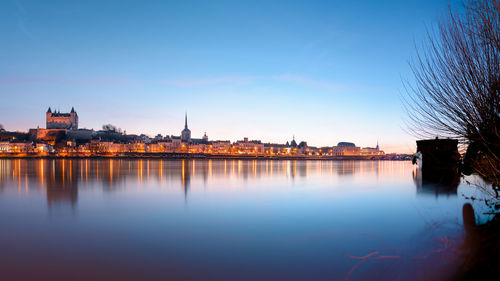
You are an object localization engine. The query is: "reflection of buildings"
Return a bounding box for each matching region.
[0,159,395,206]
[412,167,459,197]
[335,160,360,176]
[412,169,458,197]
[45,160,78,208]
[411,163,499,277]
[181,160,190,197]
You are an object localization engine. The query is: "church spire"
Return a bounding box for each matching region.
[184,112,188,129]
[47,107,52,113]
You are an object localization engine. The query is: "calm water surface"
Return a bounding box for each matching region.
[0,159,492,280]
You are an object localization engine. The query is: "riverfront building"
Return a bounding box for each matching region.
[0,107,387,158]
[361,143,385,156]
[332,142,361,156]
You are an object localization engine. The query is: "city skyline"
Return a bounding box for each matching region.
[1,106,393,158]
[0,0,461,153]
[6,106,385,152]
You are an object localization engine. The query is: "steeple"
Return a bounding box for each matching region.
[47,107,52,113]
[376,141,379,150]
[181,112,191,142]
[71,107,75,113]
[291,135,297,147]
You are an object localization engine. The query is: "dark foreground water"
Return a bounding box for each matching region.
[0,159,496,281]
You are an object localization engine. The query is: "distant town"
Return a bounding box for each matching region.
[0,107,411,160]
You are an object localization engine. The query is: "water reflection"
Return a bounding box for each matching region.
[0,159,400,209]
[413,166,499,226]
[413,168,458,197]
[2,159,496,280]
[412,166,500,279]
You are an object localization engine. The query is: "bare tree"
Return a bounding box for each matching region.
[102,124,122,133]
[404,0,499,187]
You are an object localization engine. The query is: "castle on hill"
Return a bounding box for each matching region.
[46,107,78,130]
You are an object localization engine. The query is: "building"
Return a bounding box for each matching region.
[181,113,191,142]
[297,141,309,155]
[29,128,66,145]
[210,140,231,154]
[0,141,33,153]
[264,143,288,155]
[0,142,9,152]
[233,137,265,154]
[361,142,385,156]
[320,146,333,156]
[46,107,78,130]
[332,142,361,156]
[1,107,392,158]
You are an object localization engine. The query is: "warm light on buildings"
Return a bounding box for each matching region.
[0,108,401,159]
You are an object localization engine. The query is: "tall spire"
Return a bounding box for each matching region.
[184,112,188,129]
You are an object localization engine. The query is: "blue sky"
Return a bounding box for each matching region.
[0,0,458,152]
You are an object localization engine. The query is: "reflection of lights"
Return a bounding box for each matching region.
[39,159,44,189]
[85,159,88,185]
[110,159,113,185]
[139,160,143,185]
[181,160,185,186]
[69,160,72,184]
[25,168,28,194]
[0,159,408,197]
[159,160,163,183]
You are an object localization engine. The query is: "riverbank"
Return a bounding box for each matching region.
[0,152,411,161]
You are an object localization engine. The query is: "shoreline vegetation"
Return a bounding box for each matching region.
[403,0,499,188]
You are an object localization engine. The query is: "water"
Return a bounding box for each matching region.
[0,159,493,280]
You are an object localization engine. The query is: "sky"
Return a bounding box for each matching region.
[0,0,459,153]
